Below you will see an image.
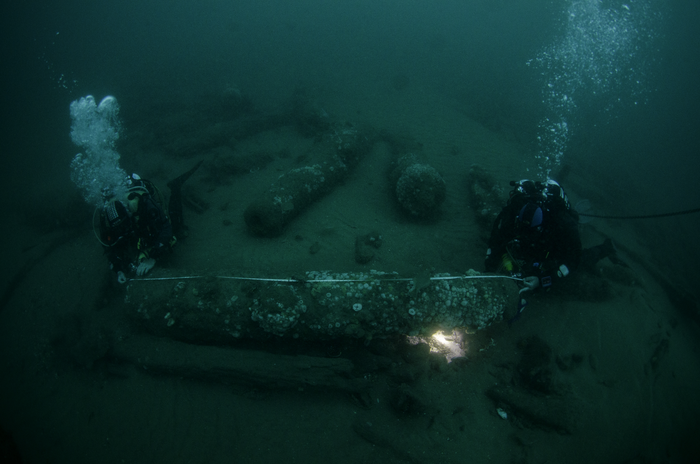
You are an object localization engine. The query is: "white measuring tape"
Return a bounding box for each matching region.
[130,274,524,284]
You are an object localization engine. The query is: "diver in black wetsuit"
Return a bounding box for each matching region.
[484,179,624,324]
[485,179,620,291]
[97,162,202,283]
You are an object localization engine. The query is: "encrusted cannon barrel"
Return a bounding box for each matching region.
[125,270,518,345]
[244,123,376,236]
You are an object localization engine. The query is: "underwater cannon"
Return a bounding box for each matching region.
[124,269,518,345]
[243,123,376,236]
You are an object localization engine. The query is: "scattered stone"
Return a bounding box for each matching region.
[309,241,322,254]
[517,335,555,394]
[354,231,382,264]
[390,383,429,416]
[485,384,577,434]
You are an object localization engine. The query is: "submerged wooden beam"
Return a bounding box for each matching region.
[109,334,368,392]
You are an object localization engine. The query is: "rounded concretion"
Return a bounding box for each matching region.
[395,163,446,217]
[390,154,446,218]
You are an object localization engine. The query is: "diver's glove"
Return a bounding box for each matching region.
[136,258,156,276]
[523,276,540,289]
[117,271,127,284]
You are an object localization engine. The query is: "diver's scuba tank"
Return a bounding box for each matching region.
[93,184,133,247]
[98,199,132,247]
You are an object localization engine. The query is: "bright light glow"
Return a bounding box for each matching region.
[431,331,448,345]
[406,329,469,363]
[430,330,466,363]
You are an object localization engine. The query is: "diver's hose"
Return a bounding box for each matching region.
[579,206,700,220]
[92,206,111,247]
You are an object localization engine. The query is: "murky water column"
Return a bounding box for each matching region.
[528,0,661,179]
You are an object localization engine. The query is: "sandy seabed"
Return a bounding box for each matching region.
[1,82,699,464]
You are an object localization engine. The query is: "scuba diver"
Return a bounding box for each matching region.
[485,179,621,321]
[95,162,202,284]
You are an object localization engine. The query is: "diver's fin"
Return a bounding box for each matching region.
[601,238,630,268]
[508,296,528,327]
[167,161,203,238]
[608,254,630,269]
[602,238,616,253]
[167,160,203,190]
